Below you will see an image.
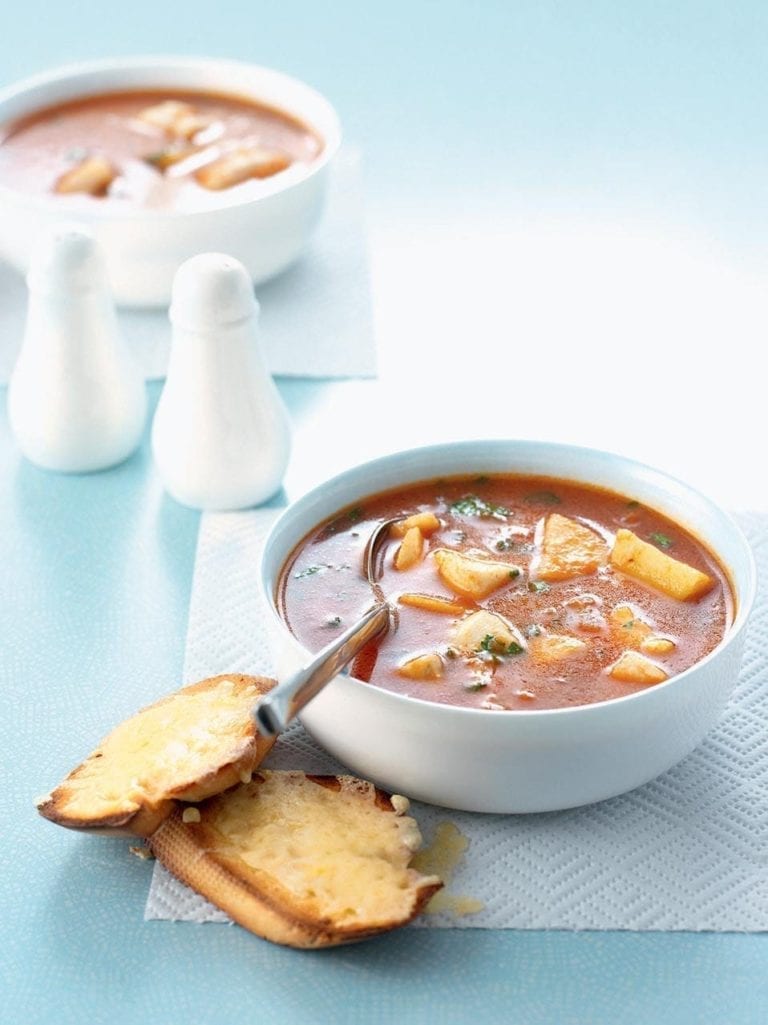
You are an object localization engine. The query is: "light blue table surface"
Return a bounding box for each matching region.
[2,4,768,1024]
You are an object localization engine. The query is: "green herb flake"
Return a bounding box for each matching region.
[143,150,168,168]
[649,532,674,549]
[622,619,636,630]
[498,538,535,555]
[294,564,328,579]
[509,568,520,579]
[324,616,343,628]
[445,647,457,660]
[474,475,490,485]
[478,634,524,658]
[527,580,551,594]
[626,500,640,510]
[319,508,364,538]
[524,490,561,506]
[450,494,511,520]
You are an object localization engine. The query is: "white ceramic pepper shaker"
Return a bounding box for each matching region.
[151,253,291,510]
[7,226,147,473]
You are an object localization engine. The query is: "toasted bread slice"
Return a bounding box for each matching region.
[36,674,275,837]
[149,770,443,948]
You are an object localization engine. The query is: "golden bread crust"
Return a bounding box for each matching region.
[149,770,443,948]
[36,674,276,837]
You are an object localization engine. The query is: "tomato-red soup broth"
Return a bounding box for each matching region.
[278,475,733,712]
[0,89,322,210]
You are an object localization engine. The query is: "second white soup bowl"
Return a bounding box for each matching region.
[0,57,340,306]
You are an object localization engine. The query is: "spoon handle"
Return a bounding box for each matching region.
[253,604,391,737]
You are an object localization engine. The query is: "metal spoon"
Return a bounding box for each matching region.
[253,516,405,737]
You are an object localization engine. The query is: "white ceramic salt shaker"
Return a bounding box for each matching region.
[7,226,147,473]
[151,253,291,510]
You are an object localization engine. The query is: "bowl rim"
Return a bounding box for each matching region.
[0,54,341,222]
[261,438,757,722]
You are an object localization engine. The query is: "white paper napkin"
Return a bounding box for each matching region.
[146,509,768,931]
[0,147,375,384]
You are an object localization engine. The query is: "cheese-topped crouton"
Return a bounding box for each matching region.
[195,148,291,190]
[55,156,116,196]
[536,513,608,582]
[149,771,443,948]
[610,529,713,601]
[137,100,211,139]
[607,650,668,685]
[434,549,519,600]
[35,675,276,837]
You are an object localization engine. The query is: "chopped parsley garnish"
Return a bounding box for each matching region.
[528,580,551,594]
[626,500,641,510]
[294,564,328,578]
[474,475,490,485]
[649,531,673,549]
[524,490,561,506]
[319,506,365,538]
[478,634,524,657]
[445,647,457,659]
[622,619,636,630]
[509,568,520,579]
[496,537,534,555]
[450,494,511,520]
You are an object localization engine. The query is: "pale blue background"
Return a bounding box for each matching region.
[2,4,768,1024]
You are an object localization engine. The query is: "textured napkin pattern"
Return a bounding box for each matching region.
[0,147,375,384]
[146,510,768,931]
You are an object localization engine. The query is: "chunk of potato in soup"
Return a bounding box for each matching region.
[0,89,323,211]
[278,476,733,712]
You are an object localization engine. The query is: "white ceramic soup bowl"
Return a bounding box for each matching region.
[261,440,755,814]
[0,56,340,306]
